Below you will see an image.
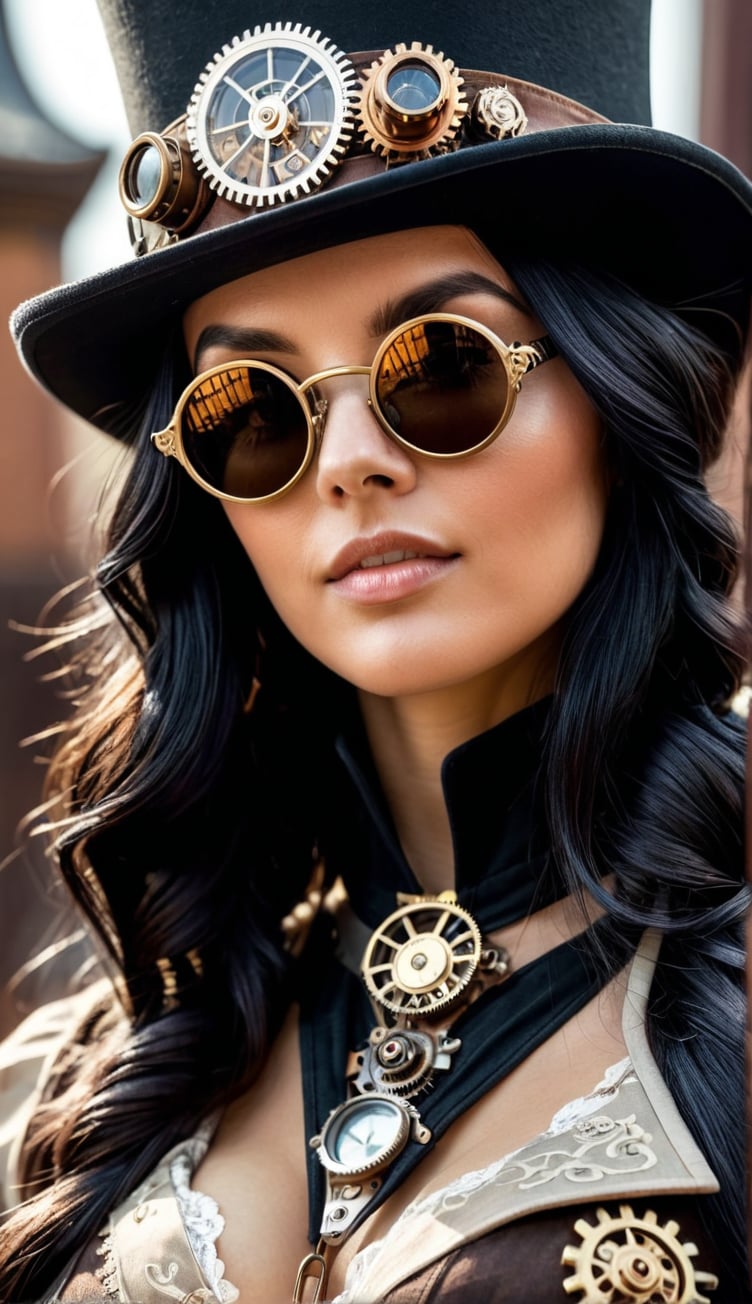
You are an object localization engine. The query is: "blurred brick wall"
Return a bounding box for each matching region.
[0,228,95,1035]
[0,0,105,1031]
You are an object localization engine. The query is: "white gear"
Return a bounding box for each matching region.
[187,23,358,208]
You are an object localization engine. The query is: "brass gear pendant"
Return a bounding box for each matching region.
[361,898,481,1017]
[561,1205,719,1303]
[357,43,467,164]
[349,1025,462,1098]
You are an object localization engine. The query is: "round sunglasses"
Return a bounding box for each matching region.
[151,313,556,503]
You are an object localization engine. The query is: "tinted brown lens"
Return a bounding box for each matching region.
[182,366,309,498]
[375,321,509,454]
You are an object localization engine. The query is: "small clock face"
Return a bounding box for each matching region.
[187,24,357,209]
[321,1097,409,1176]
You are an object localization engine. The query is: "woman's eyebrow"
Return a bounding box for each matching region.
[369,273,530,337]
[194,324,298,370]
[193,272,528,368]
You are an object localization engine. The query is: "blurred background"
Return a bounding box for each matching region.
[0,0,750,1037]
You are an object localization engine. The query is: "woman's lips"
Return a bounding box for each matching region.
[327,533,459,602]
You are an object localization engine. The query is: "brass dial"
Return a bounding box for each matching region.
[310,1093,429,1178]
[186,23,358,208]
[361,898,481,1016]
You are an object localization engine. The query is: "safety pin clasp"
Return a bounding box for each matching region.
[293,1250,328,1303]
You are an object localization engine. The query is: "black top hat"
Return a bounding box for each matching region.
[10,0,752,436]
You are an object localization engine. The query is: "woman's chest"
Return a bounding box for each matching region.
[187,987,628,1301]
[71,962,723,1304]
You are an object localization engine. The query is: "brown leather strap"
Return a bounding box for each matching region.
[194,55,608,238]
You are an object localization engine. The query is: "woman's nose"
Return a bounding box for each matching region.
[314,387,418,503]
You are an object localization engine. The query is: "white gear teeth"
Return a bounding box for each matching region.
[186,22,358,209]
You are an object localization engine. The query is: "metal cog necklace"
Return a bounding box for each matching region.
[294,889,511,1301]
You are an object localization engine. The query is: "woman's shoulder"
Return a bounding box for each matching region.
[0,979,114,1211]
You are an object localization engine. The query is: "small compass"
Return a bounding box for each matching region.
[361,897,482,1017]
[186,23,358,208]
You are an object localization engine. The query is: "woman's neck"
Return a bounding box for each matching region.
[358,664,552,895]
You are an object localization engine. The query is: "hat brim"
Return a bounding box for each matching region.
[11,123,752,437]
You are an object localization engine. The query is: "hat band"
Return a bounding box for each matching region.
[119,23,607,258]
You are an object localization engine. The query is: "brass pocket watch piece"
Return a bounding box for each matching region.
[310,1092,430,1241]
[349,1024,462,1098]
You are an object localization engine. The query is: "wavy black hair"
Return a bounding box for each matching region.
[0,255,748,1300]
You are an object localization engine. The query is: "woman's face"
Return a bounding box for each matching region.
[183,226,608,704]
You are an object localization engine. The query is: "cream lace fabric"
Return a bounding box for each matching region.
[170,1153,240,1303]
[96,1128,241,1303]
[330,1056,633,1304]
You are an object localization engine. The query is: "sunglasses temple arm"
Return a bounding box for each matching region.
[506,335,556,388]
[526,334,557,369]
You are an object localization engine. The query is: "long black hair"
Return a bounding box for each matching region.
[507,256,748,1285]
[0,255,747,1299]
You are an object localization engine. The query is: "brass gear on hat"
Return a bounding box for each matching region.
[357,43,468,164]
[470,84,528,141]
[561,1205,719,1303]
[361,897,482,1017]
[186,22,358,209]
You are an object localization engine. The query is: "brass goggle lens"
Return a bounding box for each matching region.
[119,126,210,234]
[360,43,467,156]
[120,134,174,219]
[385,59,444,118]
[128,143,164,208]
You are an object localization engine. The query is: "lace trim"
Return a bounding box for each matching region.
[547,1056,632,1132]
[95,1227,119,1298]
[171,1153,240,1304]
[331,1056,634,1304]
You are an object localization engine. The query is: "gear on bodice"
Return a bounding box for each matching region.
[561,1204,718,1303]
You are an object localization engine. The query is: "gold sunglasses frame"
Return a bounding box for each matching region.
[151,312,556,504]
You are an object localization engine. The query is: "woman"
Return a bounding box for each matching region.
[1,1,750,1301]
